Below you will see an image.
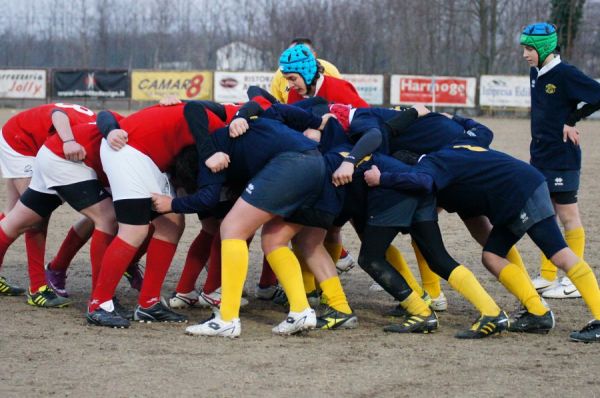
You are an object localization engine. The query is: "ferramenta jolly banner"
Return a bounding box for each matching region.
[52,70,129,98]
[0,69,46,99]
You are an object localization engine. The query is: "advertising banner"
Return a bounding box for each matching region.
[131,71,213,101]
[480,75,531,107]
[213,71,272,103]
[0,69,46,99]
[53,70,129,98]
[390,75,476,107]
[343,74,384,105]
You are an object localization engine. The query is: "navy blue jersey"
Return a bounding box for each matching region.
[529,62,600,170]
[172,117,318,213]
[390,112,468,154]
[412,142,546,226]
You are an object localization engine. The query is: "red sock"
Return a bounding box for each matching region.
[176,230,213,294]
[48,227,89,272]
[258,256,278,288]
[0,227,16,271]
[130,224,155,266]
[89,229,114,291]
[202,232,222,294]
[25,227,47,292]
[89,237,137,312]
[340,247,348,258]
[138,238,177,308]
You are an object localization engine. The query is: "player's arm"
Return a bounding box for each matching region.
[97,110,128,150]
[364,165,435,193]
[51,109,86,161]
[565,67,600,126]
[384,105,430,136]
[450,114,494,147]
[332,128,382,186]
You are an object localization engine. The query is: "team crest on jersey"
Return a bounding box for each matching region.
[520,211,529,224]
[545,83,556,94]
[554,177,564,187]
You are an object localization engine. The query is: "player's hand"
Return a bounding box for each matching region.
[303,128,321,142]
[205,151,230,173]
[159,95,181,106]
[151,193,173,213]
[563,124,580,145]
[107,129,128,150]
[63,141,86,161]
[412,104,431,117]
[332,161,354,187]
[364,165,381,187]
[229,118,249,137]
[319,113,336,130]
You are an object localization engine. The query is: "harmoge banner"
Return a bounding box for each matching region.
[132,71,213,101]
[53,70,129,98]
[0,69,46,99]
[343,74,384,105]
[480,75,531,107]
[214,72,272,103]
[390,75,476,107]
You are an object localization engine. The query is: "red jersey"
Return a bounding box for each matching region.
[1,103,96,156]
[44,112,124,187]
[118,104,230,172]
[286,75,369,108]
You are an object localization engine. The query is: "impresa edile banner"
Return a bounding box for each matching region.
[390,75,476,107]
[479,75,531,107]
[131,71,213,101]
[0,69,46,99]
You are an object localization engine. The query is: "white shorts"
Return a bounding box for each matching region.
[100,139,174,201]
[29,146,98,195]
[0,130,34,179]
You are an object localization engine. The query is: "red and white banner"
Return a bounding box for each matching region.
[479,75,531,107]
[0,69,46,99]
[214,72,273,103]
[390,75,476,107]
[343,74,384,105]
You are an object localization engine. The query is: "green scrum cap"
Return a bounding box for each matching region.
[520,22,558,66]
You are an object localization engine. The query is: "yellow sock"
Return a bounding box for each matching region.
[506,246,527,274]
[567,260,600,320]
[565,227,585,258]
[400,291,431,317]
[411,241,441,298]
[324,242,343,264]
[386,245,424,297]
[540,252,558,282]
[320,276,352,314]
[266,247,309,313]
[498,263,547,316]
[448,265,500,316]
[220,239,249,321]
[292,245,317,294]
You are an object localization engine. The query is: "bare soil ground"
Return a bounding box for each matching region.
[1,109,599,398]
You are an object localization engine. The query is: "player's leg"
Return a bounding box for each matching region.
[411,220,508,339]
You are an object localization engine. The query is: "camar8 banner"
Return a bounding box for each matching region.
[132,71,213,101]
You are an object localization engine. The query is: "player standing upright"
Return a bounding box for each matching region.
[521,23,600,298]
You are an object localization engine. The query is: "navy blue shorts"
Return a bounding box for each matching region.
[506,182,555,237]
[539,168,580,193]
[240,151,325,217]
[367,187,437,229]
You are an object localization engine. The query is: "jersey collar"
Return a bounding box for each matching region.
[536,55,561,78]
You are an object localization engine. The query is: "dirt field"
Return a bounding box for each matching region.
[1,109,599,398]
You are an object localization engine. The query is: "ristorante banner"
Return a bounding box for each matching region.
[131,71,213,101]
[0,69,46,99]
[390,75,476,107]
[53,70,129,98]
[213,71,272,103]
